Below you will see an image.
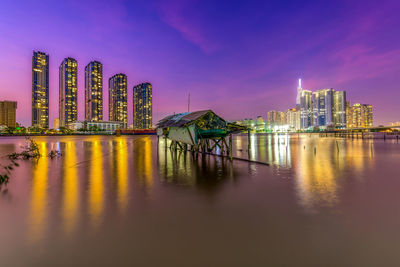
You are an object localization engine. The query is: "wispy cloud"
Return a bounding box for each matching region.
[156,0,221,54]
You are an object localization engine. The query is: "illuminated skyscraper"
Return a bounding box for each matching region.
[333,91,346,128]
[312,89,334,127]
[267,110,285,126]
[296,78,302,109]
[85,61,103,121]
[133,82,152,129]
[300,90,312,129]
[0,101,17,127]
[347,103,373,128]
[32,51,49,128]
[109,74,127,128]
[59,57,78,128]
[286,108,300,130]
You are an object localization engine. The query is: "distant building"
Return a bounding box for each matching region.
[300,90,312,129]
[85,61,103,122]
[267,110,285,126]
[69,121,124,133]
[347,103,373,128]
[286,108,300,130]
[333,91,347,128]
[0,101,17,127]
[59,57,78,128]
[32,51,49,128]
[255,115,265,131]
[133,82,152,129]
[109,74,127,128]
[296,78,303,109]
[312,89,334,128]
[53,118,60,129]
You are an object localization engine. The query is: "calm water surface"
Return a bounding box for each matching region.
[0,134,400,266]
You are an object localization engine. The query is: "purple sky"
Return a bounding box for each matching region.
[0,0,399,127]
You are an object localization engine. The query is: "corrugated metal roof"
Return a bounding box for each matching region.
[157,110,215,128]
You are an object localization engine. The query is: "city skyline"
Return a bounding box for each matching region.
[1,0,400,127]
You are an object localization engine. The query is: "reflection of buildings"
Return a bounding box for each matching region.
[114,139,128,212]
[133,136,153,190]
[157,138,238,193]
[62,142,79,235]
[32,51,49,128]
[88,139,104,228]
[29,142,48,242]
[294,136,375,211]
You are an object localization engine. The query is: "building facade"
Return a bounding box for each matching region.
[69,121,124,133]
[333,91,347,128]
[133,82,152,129]
[109,74,127,128]
[312,89,334,128]
[85,61,103,122]
[300,90,313,129]
[296,78,303,109]
[286,108,300,130]
[59,58,78,127]
[267,110,285,126]
[0,101,17,127]
[347,103,373,128]
[32,51,49,128]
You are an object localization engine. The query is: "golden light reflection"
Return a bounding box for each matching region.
[116,139,128,212]
[62,142,79,235]
[28,142,48,243]
[89,139,104,229]
[134,137,153,190]
[296,138,338,211]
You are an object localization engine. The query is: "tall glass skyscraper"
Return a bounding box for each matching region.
[133,82,152,129]
[32,51,49,128]
[300,90,312,129]
[296,78,303,109]
[85,61,103,122]
[312,89,334,127]
[333,91,347,128]
[59,57,78,127]
[109,74,127,128]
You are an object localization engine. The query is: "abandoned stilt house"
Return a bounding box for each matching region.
[157,110,246,157]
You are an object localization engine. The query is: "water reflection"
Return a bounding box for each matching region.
[28,142,48,243]
[62,141,79,235]
[157,138,238,193]
[133,137,153,191]
[88,139,104,229]
[114,139,128,213]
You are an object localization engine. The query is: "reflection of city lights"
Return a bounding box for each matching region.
[116,139,128,213]
[29,141,48,243]
[62,141,79,236]
[89,139,104,229]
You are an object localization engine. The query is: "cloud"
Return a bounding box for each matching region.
[156,0,221,54]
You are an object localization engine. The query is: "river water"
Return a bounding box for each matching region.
[0,134,399,266]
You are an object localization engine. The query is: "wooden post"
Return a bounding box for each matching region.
[247,129,251,151]
[229,134,233,160]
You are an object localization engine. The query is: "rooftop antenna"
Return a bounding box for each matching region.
[188,93,190,112]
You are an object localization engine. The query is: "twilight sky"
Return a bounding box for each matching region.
[0,0,399,127]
